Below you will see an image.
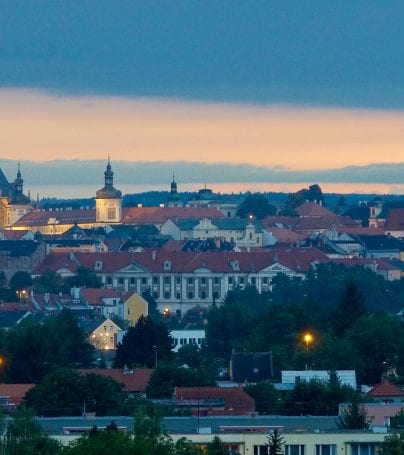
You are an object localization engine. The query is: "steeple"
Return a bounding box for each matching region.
[96,158,122,199]
[14,161,23,194]
[170,171,177,195]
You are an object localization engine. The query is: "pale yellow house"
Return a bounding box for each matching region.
[87,318,122,350]
[123,293,148,326]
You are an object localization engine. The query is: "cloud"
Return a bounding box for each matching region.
[1,90,404,175]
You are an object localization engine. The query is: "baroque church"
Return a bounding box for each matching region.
[0,164,32,228]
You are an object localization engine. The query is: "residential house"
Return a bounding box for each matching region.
[174,386,255,416]
[384,208,404,238]
[80,318,122,350]
[79,367,153,397]
[281,370,357,389]
[366,380,404,404]
[0,383,34,411]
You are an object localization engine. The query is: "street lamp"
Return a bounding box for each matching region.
[153,345,158,368]
[303,332,313,352]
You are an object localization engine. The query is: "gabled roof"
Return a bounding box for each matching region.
[13,209,96,227]
[81,288,134,306]
[79,368,153,392]
[0,383,35,406]
[295,202,338,218]
[384,208,404,232]
[33,252,79,275]
[358,234,404,251]
[175,387,255,415]
[367,380,404,397]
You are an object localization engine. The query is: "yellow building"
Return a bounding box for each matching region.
[123,293,148,326]
[88,318,122,350]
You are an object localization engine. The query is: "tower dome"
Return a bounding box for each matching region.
[95,159,122,223]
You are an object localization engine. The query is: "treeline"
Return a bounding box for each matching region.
[204,264,404,384]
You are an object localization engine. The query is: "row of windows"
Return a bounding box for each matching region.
[110,276,273,286]
[152,290,221,300]
[253,445,374,455]
[173,337,204,346]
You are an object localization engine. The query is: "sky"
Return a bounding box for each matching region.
[0,1,403,190]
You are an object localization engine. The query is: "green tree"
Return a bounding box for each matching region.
[24,368,125,416]
[33,269,64,294]
[267,429,285,455]
[244,381,281,415]
[9,271,33,292]
[337,397,372,430]
[3,309,94,382]
[65,266,102,288]
[4,406,61,455]
[236,193,277,219]
[142,288,160,321]
[206,436,228,455]
[391,409,404,430]
[114,315,174,368]
[378,432,404,455]
[333,280,366,336]
[176,344,203,369]
[146,362,215,398]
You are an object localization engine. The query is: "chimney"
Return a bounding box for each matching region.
[152,251,157,260]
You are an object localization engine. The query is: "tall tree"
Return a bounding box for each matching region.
[206,436,228,455]
[267,429,285,455]
[114,316,173,368]
[378,432,404,455]
[236,193,276,219]
[333,280,366,336]
[337,397,372,430]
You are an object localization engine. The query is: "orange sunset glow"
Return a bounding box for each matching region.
[0,89,403,171]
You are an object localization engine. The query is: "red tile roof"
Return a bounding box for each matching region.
[68,247,328,274]
[175,387,255,416]
[122,206,224,224]
[81,288,134,306]
[79,368,153,392]
[33,252,79,275]
[0,383,35,406]
[367,380,404,397]
[384,208,404,232]
[295,202,338,218]
[14,209,96,227]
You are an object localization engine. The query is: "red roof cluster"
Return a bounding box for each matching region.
[175,387,255,416]
[79,368,153,392]
[367,380,404,397]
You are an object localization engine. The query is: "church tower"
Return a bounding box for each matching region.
[0,163,32,228]
[95,159,122,224]
[166,172,182,207]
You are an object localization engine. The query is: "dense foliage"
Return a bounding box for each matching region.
[205,265,404,384]
[0,310,94,383]
[114,315,174,368]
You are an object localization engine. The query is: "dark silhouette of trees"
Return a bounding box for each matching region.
[236,193,277,219]
[114,316,173,368]
[337,397,372,430]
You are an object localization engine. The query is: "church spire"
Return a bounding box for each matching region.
[14,161,23,194]
[104,157,114,188]
[170,170,177,194]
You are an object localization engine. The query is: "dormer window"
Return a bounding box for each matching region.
[230,260,240,271]
[95,260,103,271]
[163,260,171,271]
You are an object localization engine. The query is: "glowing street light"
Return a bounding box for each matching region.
[303,333,314,351]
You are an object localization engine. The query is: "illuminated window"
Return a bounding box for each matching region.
[107,207,116,220]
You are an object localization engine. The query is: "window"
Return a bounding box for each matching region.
[239,277,245,284]
[153,276,159,284]
[176,276,181,284]
[201,291,207,299]
[316,445,336,455]
[200,277,206,285]
[285,445,305,455]
[351,444,376,455]
[176,292,181,299]
[164,291,170,299]
[251,277,256,285]
[262,277,268,284]
[228,277,234,284]
[107,207,116,220]
[130,277,135,285]
[153,291,159,299]
[107,277,112,285]
[164,276,170,285]
[142,277,147,285]
[253,446,269,455]
[214,277,220,285]
[188,277,193,285]
[188,291,194,299]
[118,277,123,285]
[213,291,219,299]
